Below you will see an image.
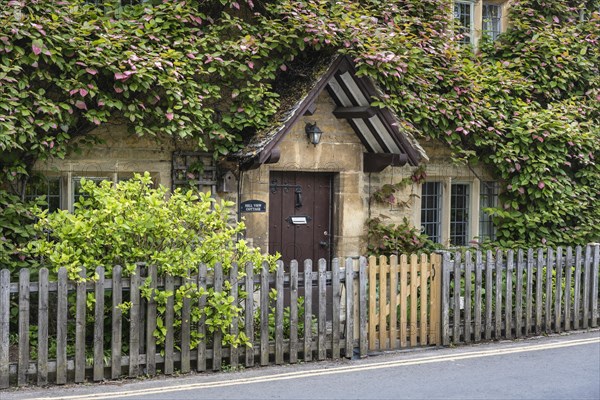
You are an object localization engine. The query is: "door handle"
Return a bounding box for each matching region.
[319,240,329,248]
[295,187,302,208]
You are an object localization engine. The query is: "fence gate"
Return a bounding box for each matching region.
[368,254,442,350]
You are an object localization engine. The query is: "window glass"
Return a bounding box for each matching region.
[72,176,110,206]
[483,3,502,41]
[25,177,62,212]
[450,183,470,246]
[479,181,499,241]
[421,182,442,243]
[454,1,474,44]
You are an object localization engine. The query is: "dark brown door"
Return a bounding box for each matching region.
[269,171,333,268]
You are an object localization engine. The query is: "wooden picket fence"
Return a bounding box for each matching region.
[441,244,600,345]
[1,245,598,388]
[0,258,368,388]
[367,254,442,350]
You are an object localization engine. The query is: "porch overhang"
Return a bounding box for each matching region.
[235,56,428,171]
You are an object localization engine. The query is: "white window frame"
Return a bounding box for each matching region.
[454,1,475,45]
[479,181,499,241]
[420,182,443,244]
[449,182,471,247]
[453,0,510,47]
[418,178,498,247]
[27,171,159,212]
[482,3,503,41]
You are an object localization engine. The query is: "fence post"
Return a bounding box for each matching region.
[359,257,368,358]
[317,259,327,361]
[331,258,341,359]
[429,254,443,346]
[464,251,472,344]
[197,263,208,372]
[368,256,377,351]
[229,262,239,369]
[56,267,68,385]
[93,267,105,381]
[111,265,122,380]
[18,268,30,386]
[146,264,157,376]
[590,244,599,328]
[440,251,451,346]
[0,269,10,389]
[275,260,284,365]
[74,267,86,383]
[344,258,354,358]
[129,266,140,377]
[303,260,313,362]
[181,269,192,374]
[164,274,174,375]
[260,261,270,366]
[452,251,462,344]
[244,262,254,368]
[289,260,299,363]
[213,262,224,371]
[37,268,49,386]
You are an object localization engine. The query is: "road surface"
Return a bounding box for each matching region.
[3,330,599,400]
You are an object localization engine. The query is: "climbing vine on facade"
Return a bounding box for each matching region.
[1,0,599,259]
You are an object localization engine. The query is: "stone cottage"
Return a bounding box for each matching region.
[32,55,498,265]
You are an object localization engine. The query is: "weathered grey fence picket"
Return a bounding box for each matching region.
[0,258,368,388]
[2,245,598,389]
[441,244,600,345]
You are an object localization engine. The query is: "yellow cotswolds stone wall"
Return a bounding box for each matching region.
[366,139,495,248]
[33,91,495,256]
[240,90,366,258]
[33,120,198,211]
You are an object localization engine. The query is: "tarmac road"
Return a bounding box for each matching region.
[3,330,599,400]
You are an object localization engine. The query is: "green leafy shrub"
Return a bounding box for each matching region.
[255,291,315,341]
[28,172,278,349]
[366,217,439,257]
[0,190,42,276]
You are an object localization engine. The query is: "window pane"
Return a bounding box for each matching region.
[25,176,62,212]
[483,4,502,41]
[450,183,470,246]
[73,177,110,206]
[421,182,442,243]
[479,181,499,241]
[454,1,473,44]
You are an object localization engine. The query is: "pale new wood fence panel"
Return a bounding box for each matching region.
[368,253,442,351]
[441,244,600,345]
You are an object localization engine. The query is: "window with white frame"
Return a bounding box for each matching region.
[450,183,470,246]
[479,181,499,241]
[29,172,159,212]
[482,3,502,41]
[454,1,474,44]
[454,1,508,46]
[420,179,500,247]
[420,182,442,244]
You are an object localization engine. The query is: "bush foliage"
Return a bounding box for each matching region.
[28,173,278,347]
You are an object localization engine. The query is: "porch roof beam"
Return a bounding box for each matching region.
[332,106,377,119]
[363,152,408,173]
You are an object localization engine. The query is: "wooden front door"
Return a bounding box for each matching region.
[269,171,333,268]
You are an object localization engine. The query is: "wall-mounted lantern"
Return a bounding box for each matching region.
[305,122,323,146]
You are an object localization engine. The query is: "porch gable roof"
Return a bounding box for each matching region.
[234,55,428,170]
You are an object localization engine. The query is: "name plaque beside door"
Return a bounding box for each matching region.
[240,200,266,213]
